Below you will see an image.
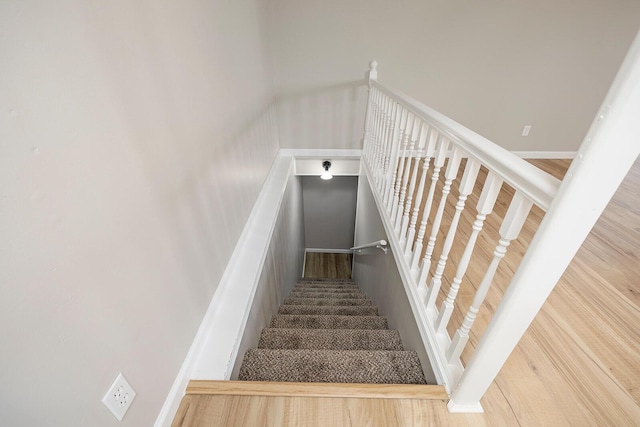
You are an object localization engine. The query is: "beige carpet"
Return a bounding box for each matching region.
[238,279,427,384]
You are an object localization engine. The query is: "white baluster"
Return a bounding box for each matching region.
[381,99,396,190]
[369,89,381,179]
[371,90,383,174]
[417,146,464,295]
[389,109,410,217]
[376,94,390,185]
[364,87,378,165]
[394,116,419,231]
[377,96,393,189]
[410,136,449,276]
[435,172,502,334]
[446,192,533,363]
[383,103,402,208]
[405,128,438,257]
[424,157,480,310]
[370,89,383,165]
[362,62,376,162]
[399,122,428,241]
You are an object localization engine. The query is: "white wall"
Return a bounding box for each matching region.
[352,172,437,384]
[275,81,368,149]
[266,0,640,152]
[230,174,305,379]
[0,1,277,425]
[302,176,358,250]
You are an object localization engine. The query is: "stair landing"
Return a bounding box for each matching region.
[172,384,452,427]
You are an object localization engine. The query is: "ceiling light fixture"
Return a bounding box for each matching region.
[320,160,333,180]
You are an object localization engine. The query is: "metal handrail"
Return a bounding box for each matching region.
[350,239,388,254]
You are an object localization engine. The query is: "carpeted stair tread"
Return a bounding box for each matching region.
[278,305,379,316]
[284,297,373,306]
[292,286,361,293]
[271,314,388,330]
[298,278,355,283]
[291,286,362,293]
[287,291,367,299]
[258,328,404,350]
[238,349,426,384]
[295,282,358,286]
[294,282,359,289]
[238,278,428,385]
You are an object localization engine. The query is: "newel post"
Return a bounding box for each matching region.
[449,30,640,413]
[367,59,378,82]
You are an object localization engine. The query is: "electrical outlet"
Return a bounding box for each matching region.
[522,125,532,136]
[102,373,136,421]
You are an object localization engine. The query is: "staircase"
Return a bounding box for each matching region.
[238,278,427,384]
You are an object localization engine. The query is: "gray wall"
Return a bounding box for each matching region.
[231,174,306,379]
[302,176,358,250]
[352,171,437,384]
[0,1,278,425]
[267,0,640,152]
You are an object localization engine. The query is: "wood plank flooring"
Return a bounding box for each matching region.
[173,158,640,427]
[172,395,501,427]
[303,252,352,279]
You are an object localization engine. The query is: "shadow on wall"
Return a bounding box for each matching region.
[171,104,281,310]
[277,80,368,149]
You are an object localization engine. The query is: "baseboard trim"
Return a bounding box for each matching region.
[154,154,294,427]
[447,400,484,413]
[186,380,448,400]
[512,151,577,159]
[305,248,353,254]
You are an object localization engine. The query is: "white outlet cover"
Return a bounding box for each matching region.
[102,373,136,421]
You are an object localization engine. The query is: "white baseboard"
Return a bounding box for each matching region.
[511,151,577,159]
[154,154,293,427]
[447,400,484,413]
[305,248,353,254]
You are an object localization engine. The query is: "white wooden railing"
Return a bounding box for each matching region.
[361,60,564,410]
[360,32,640,410]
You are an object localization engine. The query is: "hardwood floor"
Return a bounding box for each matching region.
[303,252,353,279]
[173,158,640,426]
[172,395,503,427]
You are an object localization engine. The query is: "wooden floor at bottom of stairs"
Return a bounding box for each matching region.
[173,380,473,427]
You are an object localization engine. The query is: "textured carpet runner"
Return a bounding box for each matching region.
[238,279,427,384]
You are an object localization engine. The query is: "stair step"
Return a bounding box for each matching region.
[288,291,366,299]
[291,286,362,293]
[293,286,361,293]
[278,305,379,316]
[238,349,426,384]
[271,314,388,330]
[295,282,359,289]
[298,278,354,283]
[284,297,373,306]
[258,328,403,350]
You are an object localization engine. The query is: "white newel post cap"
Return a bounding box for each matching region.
[368,60,378,82]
